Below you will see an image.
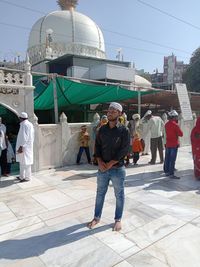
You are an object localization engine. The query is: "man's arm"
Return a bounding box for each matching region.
[113,127,130,162]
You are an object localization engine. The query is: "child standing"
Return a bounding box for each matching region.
[76,125,91,164]
[132,133,143,165]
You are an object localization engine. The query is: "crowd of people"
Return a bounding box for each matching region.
[86,103,200,231]
[0,103,200,231]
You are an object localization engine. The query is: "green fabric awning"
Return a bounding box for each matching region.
[34,77,154,110]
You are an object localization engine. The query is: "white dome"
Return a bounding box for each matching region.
[28,10,106,64]
[135,75,152,88]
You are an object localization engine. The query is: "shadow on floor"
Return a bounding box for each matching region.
[0,222,112,260]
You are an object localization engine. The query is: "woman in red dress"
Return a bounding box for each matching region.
[191,117,200,179]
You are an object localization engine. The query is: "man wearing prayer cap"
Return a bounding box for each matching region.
[146,111,164,164]
[16,112,34,182]
[19,112,28,119]
[168,110,178,117]
[87,102,130,232]
[164,110,183,179]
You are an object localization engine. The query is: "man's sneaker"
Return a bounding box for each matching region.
[170,175,180,179]
[20,179,30,183]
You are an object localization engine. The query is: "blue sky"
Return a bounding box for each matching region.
[0,0,200,72]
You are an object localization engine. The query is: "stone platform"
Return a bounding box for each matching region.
[0,146,200,267]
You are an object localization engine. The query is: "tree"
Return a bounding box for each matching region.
[183,47,200,92]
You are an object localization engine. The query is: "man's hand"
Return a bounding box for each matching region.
[17,146,23,153]
[106,160,118,170]
[97,158,107,172]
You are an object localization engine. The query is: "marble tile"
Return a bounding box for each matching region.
[17,178,45,189]
[143,183,182,198]
[5,197,46,219]
[94,230,140,258]
[51,240,123,267]
[0,257,46,267]
[32,189,76,210]
[44,206,93,226]
[114,260,133,267]
[125,215,185,248]
[171,191,200,209]
[60,185,96,201]
[191,216,200,228]
[127,191,175,211]
[163,203,200,222]
[127,250,168,267]
[0,216,41,235]
[0,222,45,242]
[124,203,164,229]
[38,198,94,221]
[146,223,200,267]
[0,202,17,226]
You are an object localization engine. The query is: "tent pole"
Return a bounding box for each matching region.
[138,87,141,116]
[53,74,59,123]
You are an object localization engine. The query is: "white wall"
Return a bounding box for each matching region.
[33,113,194,172]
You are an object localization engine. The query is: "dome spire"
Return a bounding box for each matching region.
[57,0,78,10]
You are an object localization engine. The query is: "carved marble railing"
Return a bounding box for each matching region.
[0,69,25,85]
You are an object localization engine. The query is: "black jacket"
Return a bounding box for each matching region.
[95,123,130,167]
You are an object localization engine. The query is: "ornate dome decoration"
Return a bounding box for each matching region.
[57,0,78,10]
[28,0,106,65]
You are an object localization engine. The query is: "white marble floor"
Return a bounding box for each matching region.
[1,146,200,267]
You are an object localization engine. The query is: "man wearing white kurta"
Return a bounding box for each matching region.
[16,112,34,182]
[0,117,7,176]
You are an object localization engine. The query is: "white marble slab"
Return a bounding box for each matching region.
[60,185,95,201]
[146,223,200,267]
[94,230,140,258]
[17,178,45,189]
[114,261,133,267]
[0,222,45,242]
[127,191,175,211]
[0,257,46,267]
[46,240,123,267]
[163,203,200,222]
[0,202,17,226]
[38,198,94,221]
[0,216,41,235]
[125,214,185,248]
[32,189,76,210]
[127,250,168,267]
[5,197,46,219]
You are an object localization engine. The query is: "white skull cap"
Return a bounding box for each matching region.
[168,110,178,117]
[19,112,28,119]
[132,113,140,120]
[144,110,152,117]
[109,102,123,112]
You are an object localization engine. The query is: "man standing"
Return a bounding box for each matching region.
[146,110,164,164]
[0,117,7,176]
[16,112,34,182]
[87,102,130,231]
[164,110,183,179]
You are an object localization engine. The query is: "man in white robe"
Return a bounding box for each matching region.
[0,117,7,176]
[16,112,34,182]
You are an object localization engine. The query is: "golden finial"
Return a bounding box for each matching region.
[57,0,78,10]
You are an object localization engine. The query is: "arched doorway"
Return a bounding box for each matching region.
[0,104,19,175]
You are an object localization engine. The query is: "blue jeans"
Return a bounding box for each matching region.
[164,147,178,175]
[94,167,126,221]
[76,147,91,163]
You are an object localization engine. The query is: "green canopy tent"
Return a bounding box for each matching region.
[34,76,154,110]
